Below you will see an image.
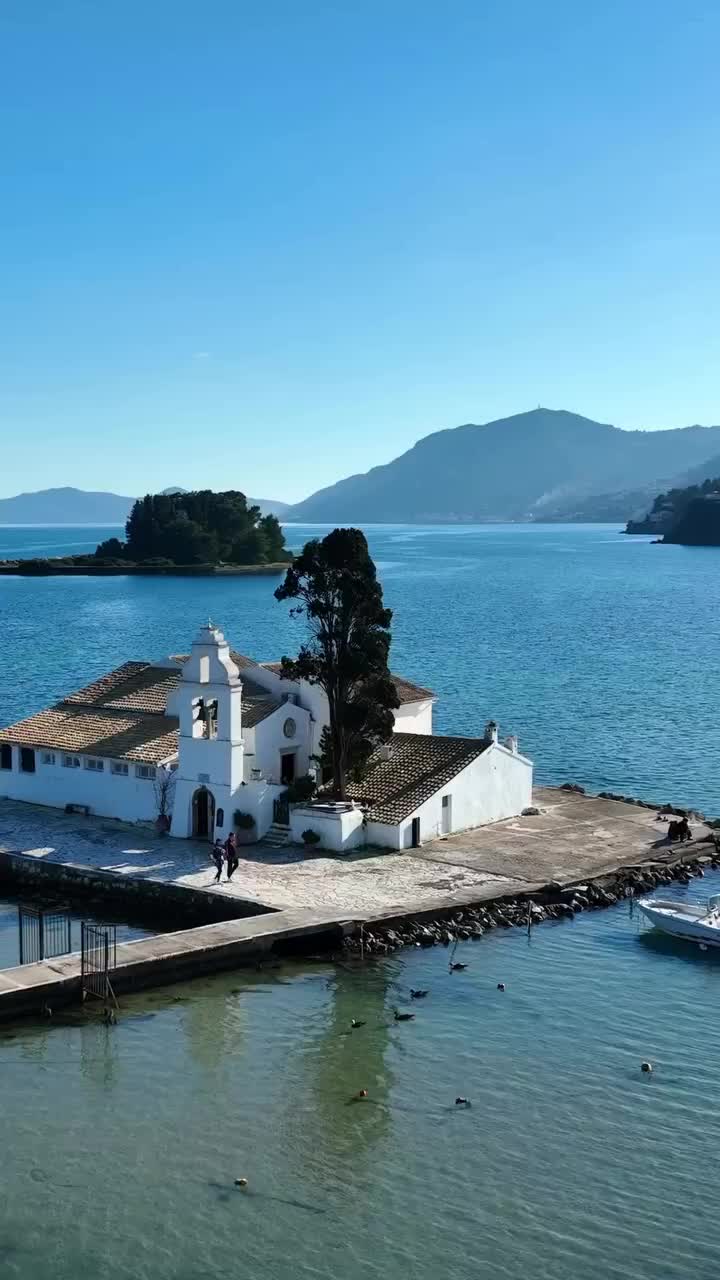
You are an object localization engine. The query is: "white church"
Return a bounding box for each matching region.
[0,623,533,853]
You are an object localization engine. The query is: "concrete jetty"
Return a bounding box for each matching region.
[0,787,715,1019]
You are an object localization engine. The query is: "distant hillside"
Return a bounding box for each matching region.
[0,487,289,523]
[288,409,720,523]
[626,476,720,536]
[663,494,720,545]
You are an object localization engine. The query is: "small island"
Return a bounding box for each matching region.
[0,489,293,576]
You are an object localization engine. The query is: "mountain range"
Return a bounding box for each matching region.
[0,487,290,524]
[287,410,720,523]
[5,410,720,526]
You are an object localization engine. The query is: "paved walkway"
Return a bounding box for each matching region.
[0,790,708,919]
[0,799,515,916]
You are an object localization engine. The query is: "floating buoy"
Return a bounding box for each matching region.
[353,1088,368,1101]
[234,1177,248,1188]
[455,1097,471,1107]
[497,983,506,991]
[350,1018,366,1028]
[641,1061,653,1074]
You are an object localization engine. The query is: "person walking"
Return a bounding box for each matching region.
[225,831,239,881]
[210,839,224,883]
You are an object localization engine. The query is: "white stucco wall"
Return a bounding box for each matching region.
[0,746,164,823]
[245,704,313,784]
[393,742,532,849]
[289,803,364,852]
[392,700,433,735]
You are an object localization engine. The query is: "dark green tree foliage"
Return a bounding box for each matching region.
[96,491,288,565]
[664,495,720,545]
[275,528,399,799]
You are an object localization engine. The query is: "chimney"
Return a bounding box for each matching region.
[505,734,518,754]
[485,720,499,744]
[378,743,392,762]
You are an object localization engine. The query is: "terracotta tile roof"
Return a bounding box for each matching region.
[0,705,179,764]
[261,662,435,704]
[0,650,281,761]
[346,732,490,824]
[65,662,181,714]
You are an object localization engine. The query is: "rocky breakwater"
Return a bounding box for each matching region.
[345,844,720,959]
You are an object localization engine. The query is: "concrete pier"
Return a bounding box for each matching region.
[0,787,714,1020]
[0,907,352,1020]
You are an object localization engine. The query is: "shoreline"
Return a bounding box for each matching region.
[0,561,289,577]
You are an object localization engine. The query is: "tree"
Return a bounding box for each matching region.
[103,490,291,565]
[274,528,399,799]
[153,765,176,831]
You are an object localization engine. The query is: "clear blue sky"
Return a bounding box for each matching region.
[2,0,720,502]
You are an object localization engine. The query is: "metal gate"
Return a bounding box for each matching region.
[17,902,72,966]
[273,795,290,826]
[80,922,117,1004]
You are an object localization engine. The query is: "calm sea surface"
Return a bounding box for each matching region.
[1,522,719,1280]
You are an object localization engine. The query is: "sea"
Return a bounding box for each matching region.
[0,522,719,1280]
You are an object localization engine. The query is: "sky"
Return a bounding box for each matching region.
[1,0,720,503]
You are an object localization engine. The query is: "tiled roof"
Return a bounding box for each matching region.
[0,653,280,761]
[346,732,490,824]
[65,662,181,714]
[0,705,179,764]
[261,661,435,705]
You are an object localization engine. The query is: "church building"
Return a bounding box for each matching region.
[0,623,533,852]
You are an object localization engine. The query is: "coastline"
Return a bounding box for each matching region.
[0,560,290,576]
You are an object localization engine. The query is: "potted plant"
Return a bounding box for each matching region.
[234,810,257,845]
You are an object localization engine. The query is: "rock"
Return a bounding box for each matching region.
[560,783,586,793]
[522,806,541,816]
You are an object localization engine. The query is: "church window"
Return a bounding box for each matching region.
[62,754,81,769]
[41,752,56,766]
[0,744,12,770]
[135,764,156,780]
[84,757,104,772]
[216,808,224,828]
[20,748,36,773]
[111,761,129,776]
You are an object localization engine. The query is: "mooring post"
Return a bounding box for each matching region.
[527,901,532,937]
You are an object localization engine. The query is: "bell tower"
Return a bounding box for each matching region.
[170,623,244,839]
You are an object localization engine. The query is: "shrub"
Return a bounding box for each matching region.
[286,774,317,804]
[234,810,255,830]
[301,829,321,846]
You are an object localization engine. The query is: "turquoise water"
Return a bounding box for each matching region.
[1,522,718,811]
[1,872,719,1280]
[1,522,720,1279]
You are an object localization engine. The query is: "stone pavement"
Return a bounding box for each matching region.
[0,789,708,919]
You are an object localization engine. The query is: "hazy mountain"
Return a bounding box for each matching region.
[0,487,290,523]
[288,409,720,523]
[0,487,135,524]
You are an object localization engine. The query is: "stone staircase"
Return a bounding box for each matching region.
[262,822,292,849]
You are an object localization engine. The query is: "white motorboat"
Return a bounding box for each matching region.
[638,893,720,948]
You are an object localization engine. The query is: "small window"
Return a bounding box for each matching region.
[63,754,81,769]
[84,758,104,772]
[111,761,129,776]
[216,807,224,828]
[135,764,156,780]
[41,751,56,766]
[0,744,12,770]
[20,748,36,773]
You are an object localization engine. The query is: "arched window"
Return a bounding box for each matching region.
[216,808,224,828]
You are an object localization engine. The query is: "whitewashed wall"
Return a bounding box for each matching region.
[392,700,433,735]
[0,747,162,823]
[247,704,313,783]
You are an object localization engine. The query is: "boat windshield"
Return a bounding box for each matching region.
[707,894,720,914]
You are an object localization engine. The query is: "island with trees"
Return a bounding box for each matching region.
[0,489,292,575]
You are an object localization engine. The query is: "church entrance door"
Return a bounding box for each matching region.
[192,787,215,840]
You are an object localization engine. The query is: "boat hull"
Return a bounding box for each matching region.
[638,899,720,947]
